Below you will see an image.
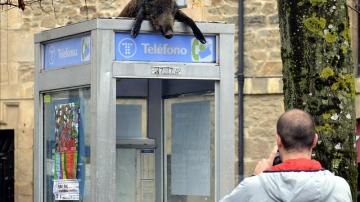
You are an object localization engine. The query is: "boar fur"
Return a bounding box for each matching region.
[119,0,206,44]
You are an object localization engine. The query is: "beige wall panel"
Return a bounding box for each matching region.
[15,193,33,202]
[0,30,8,63]
[17,127,33,150]
[1,85,21,99]
[18,101,34,129]
[15,148,33,182]
[15,181,33,196]
[6,9,24,30]
[1,62,19,85]
[0,10,8,29]
[7,31,34,62]
[1,103,19,129]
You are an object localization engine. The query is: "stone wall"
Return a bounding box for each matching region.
[1,6,36,202]
[241,0,284,178]
[243,0,281,77]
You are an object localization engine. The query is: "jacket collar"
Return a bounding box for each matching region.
[265,158,323,172]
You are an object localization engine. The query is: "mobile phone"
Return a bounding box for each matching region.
[272,151,282,166]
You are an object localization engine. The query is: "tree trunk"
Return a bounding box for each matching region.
[278,0,357,200]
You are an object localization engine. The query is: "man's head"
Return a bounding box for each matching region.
[276,109,317,152]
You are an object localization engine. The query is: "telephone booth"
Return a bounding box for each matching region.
[34,18,235,202]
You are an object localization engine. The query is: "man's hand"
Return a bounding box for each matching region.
[253,145,278,175]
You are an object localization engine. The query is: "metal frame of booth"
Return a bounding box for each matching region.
[34,18,235,202]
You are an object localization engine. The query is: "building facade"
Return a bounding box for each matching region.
[0,0,359,201]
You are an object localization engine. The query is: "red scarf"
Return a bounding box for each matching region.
[266,158,323,172]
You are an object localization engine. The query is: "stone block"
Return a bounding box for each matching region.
[18,62,34,83]
[251,78,267,94]
[244,29,256,38]
[226,16,238,24]
[40,15,57,28]
[269,14,279,24]
[7,31,34,62]
[20,82,34,98]
[6,9,24,30]
[0,30,8,62]
[211,0,224,6]
[0,84,21,99]
[183,7,205,21]
[243,160,257,177]
[15,149,33,182]
[270,50,281,58]
[244,15,266,26]
[4,103,19,129]
[355,78,360,93]
[16,127,33,149]
[15,193,33,202]
[80,6,97,15]
[261,2,277,15]
[0,62,19,85]
[249,50,268,61]
[244,2,262,15]
[19,101,34,127]
[258,61,282,76]
[0,12,7,29]
[69,0,83,5]
[244,136,275,158]
[0,63,8,84]
[31,22,39,28]
[261,38,281,50]
[243,93,285,167]
[32,8,44,16]
[258,28,280,38]
[356,94,360,118]
[15,181,33,195]
[267,78,283,94]
[61,7,78,16]
[22,9,32,17]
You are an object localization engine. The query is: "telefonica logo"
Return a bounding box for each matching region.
[191,38,213,62]
[118,38,137,58]
[49,46,56,65]
[141,43,187,55]
[58,48,78,59]
[81,36,91,62]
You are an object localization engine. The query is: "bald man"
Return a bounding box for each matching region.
[220,109,352,202]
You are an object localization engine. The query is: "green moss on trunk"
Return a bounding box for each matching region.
[277,0,357,200]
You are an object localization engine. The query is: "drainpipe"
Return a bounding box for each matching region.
[237,0,245,182]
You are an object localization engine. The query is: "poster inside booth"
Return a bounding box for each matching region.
[44,95,88,201]
[53,101,80,200]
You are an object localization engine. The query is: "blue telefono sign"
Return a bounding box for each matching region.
[115,33,216,63]
[44,35,91,70]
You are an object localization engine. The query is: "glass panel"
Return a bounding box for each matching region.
[43,88,91,201]
[164,94,215,202]
[116,99,147,139]
[116,98,155,202]
[116,148,156,202]
[116,148,137,201]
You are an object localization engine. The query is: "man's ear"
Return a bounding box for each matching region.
[311,133,318,149]
[276,134,282,148]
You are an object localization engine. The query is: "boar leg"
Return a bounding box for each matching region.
[175,10,206,44]
[131,7,145,38]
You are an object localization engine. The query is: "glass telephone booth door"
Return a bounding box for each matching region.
[116,79,215,202]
